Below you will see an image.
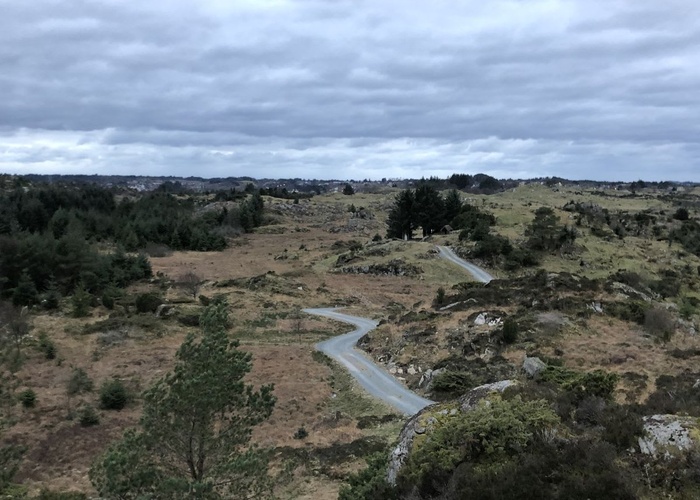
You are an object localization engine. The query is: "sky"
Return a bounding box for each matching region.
[1,0,699,182]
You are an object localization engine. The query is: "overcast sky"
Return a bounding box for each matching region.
[1,1,699,181]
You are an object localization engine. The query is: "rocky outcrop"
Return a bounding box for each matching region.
[522,356,547,378]
[338,259,422,277]
[638,414,700,457]
[387,380,517,485]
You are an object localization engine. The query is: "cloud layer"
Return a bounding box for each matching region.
[2,0,699,181]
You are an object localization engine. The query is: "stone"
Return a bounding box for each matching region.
[155,304,176,318]
[480,347,496,363]
[407,365,417,375]
[522,356,547,378]
[588,302,603,313]
[474,313,487,326]
[638,415,699,457]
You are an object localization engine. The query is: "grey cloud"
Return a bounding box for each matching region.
[0,0,699,180]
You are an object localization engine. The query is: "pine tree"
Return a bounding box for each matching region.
[387,189,416,240]
[90,300,276,499]
[71,282,92,318]
[443,189,463,227]
[42,274,61,310]
[12,269,38,307]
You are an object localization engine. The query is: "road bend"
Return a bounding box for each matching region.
[305,248,492,415]
[305,308,434,416]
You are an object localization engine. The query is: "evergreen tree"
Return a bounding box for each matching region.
[90,300,276,499]
[443,189,463,226]
[342,183,355,195]
[414,184,444,237]
[71,282,92,318]
[42,275,61,310]
[387,189,416,240]
[12,269,38,307]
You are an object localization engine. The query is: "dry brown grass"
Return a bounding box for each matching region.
[5,185,700,497]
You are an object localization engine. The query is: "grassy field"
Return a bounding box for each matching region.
[5,182,700,498]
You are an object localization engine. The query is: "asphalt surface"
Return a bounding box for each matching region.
[305,247,493,416]
[436,245,494,283]
[305,307,435,415]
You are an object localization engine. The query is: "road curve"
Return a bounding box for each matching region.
[437,245,493,283]
[304,308,434,416]
[304,249,492,415]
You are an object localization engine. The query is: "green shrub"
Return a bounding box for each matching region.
[650,270,681,298]
[502,318,518,344]
[435,287,446,306]
[293,426,308,440]
[134,293,162,314]
[398,397,558,495]
[67,368,94,396]
[99,378,128,410]
[71,283,92,318]
[606,300,650,324]
[101,292,115,310]
[540,367,618,402]
[600,405,644,450]
[680,300,698,320]
[78,405,100,427]
[19,389,37,408]
[674,207,690,221]
[38,332,57,360]
[431,371,475,398]
[339,452,398,500]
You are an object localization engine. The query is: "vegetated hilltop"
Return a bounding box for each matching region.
[346,182,700,499]
[0,173,699,498]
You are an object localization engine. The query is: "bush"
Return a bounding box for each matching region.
[644,307,676,342]
[600,405,644,450]
[606,300,650,324]
[134,293,162,314]
[38,332,57,360]
[431,371,475,398]
[650,271,681,298]
[178,314,200,327]
[19,389,37,408]
[339,452,398,500]
[502,318,518,344]
[78,405,100,427]
[99,378,128,410]
[435,287,446,306]
[67,368,94,396]
[674,207,690,221]
[540,367,618,402]
[101,293,115,310]
[293,426,308,440]
[71,283,92,318]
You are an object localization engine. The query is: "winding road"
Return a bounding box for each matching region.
[305,246,493,415]
[436,245,493,284]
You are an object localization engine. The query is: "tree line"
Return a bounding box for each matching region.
[0,182,266,303]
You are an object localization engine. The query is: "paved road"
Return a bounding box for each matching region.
[437,245,494,283]
[305,308,434,416]
[305,249,492,416]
